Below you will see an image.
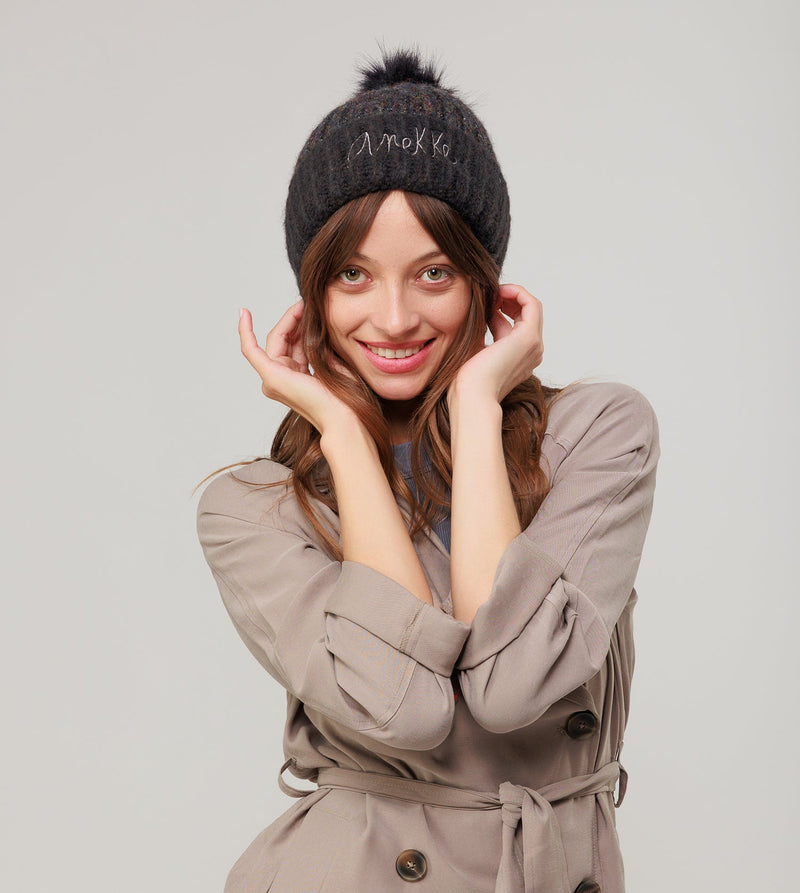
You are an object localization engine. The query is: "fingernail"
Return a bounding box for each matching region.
[239,308,244,320]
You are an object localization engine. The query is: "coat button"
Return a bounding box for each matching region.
[574,882,601,893]
[395,849,427,882]
[565,710,599,740]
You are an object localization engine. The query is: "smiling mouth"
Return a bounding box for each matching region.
[363,340,432,359]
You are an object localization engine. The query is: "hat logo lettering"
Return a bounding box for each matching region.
[346,126,457,166]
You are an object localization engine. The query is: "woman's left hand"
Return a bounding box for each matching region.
[449,283,543,405]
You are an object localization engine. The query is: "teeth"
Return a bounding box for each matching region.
[367,344,425,359]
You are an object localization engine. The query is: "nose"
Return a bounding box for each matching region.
[371,282,420,337]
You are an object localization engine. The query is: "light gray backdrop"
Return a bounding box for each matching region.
[2,1,797,890]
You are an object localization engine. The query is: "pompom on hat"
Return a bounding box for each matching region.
[284,49,511,282]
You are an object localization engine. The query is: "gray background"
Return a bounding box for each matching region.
[2,1,797,890]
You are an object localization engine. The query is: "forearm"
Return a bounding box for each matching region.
[449,388,521,624]
[321,417,433,606]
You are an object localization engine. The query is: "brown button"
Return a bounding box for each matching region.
[574,881,601,893]
[565,710,598,740]
[395,849,427,882]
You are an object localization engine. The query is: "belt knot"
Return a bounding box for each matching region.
[495,761,623,893]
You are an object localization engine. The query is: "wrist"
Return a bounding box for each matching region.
[449,392,503,459]
[448,375,502,417]
[320,413,377,466]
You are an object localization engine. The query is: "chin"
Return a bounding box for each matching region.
[370,382,428,403]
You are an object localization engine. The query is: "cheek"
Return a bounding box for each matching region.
[324,302,361,360]
[323,297,346,347]
[440,292,473,337]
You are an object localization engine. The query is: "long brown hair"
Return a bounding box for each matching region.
[206,191,563,560]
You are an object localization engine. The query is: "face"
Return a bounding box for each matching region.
[325,191,472,414]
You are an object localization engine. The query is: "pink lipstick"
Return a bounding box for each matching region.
[358,339,434,373]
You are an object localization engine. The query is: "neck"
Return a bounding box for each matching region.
[380,397,421,444]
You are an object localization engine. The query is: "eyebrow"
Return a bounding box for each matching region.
[350,250,449,265]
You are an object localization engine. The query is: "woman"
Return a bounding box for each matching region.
[197,49,659,893]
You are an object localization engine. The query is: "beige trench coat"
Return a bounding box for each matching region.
[197,381,659,893]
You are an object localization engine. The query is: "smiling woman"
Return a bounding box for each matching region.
[197,47,659,893]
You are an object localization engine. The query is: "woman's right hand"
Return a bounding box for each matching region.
[238,301,357,436]
[239,303,434,610]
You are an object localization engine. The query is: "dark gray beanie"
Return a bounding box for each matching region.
[284,49,511,281]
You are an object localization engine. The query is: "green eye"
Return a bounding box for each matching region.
[339,267,363,283]
[423,267,448,282]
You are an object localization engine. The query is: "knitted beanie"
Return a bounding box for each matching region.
[284,49,510,281]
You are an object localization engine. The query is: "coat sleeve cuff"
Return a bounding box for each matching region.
[455,533,565,670]
[326,561,470,676]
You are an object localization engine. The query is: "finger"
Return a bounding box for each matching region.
[496,299,523,322]
[287,301,311,371]
[506,298,542,334]
[264,301,303,359]
[487,307,514,341]
[498,283,533,300]
[265,300,305,361]
[239,307,262,358]
[239,308,274,377]
[497,283,539,307]
[289,342,310,374]
[495,285,526,321]
[498,284,542,326]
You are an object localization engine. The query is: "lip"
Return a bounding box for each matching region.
[357,339,435,374]
[362,340,430,349]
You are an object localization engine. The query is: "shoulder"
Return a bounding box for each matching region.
[544,379,659,464]
[196,458,340,552]
[196,458,293,526]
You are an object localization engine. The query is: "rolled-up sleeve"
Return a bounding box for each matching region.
[197,467,470,750]
[456,382,660,733]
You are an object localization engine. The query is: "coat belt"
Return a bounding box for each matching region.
[278,758,627,893]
